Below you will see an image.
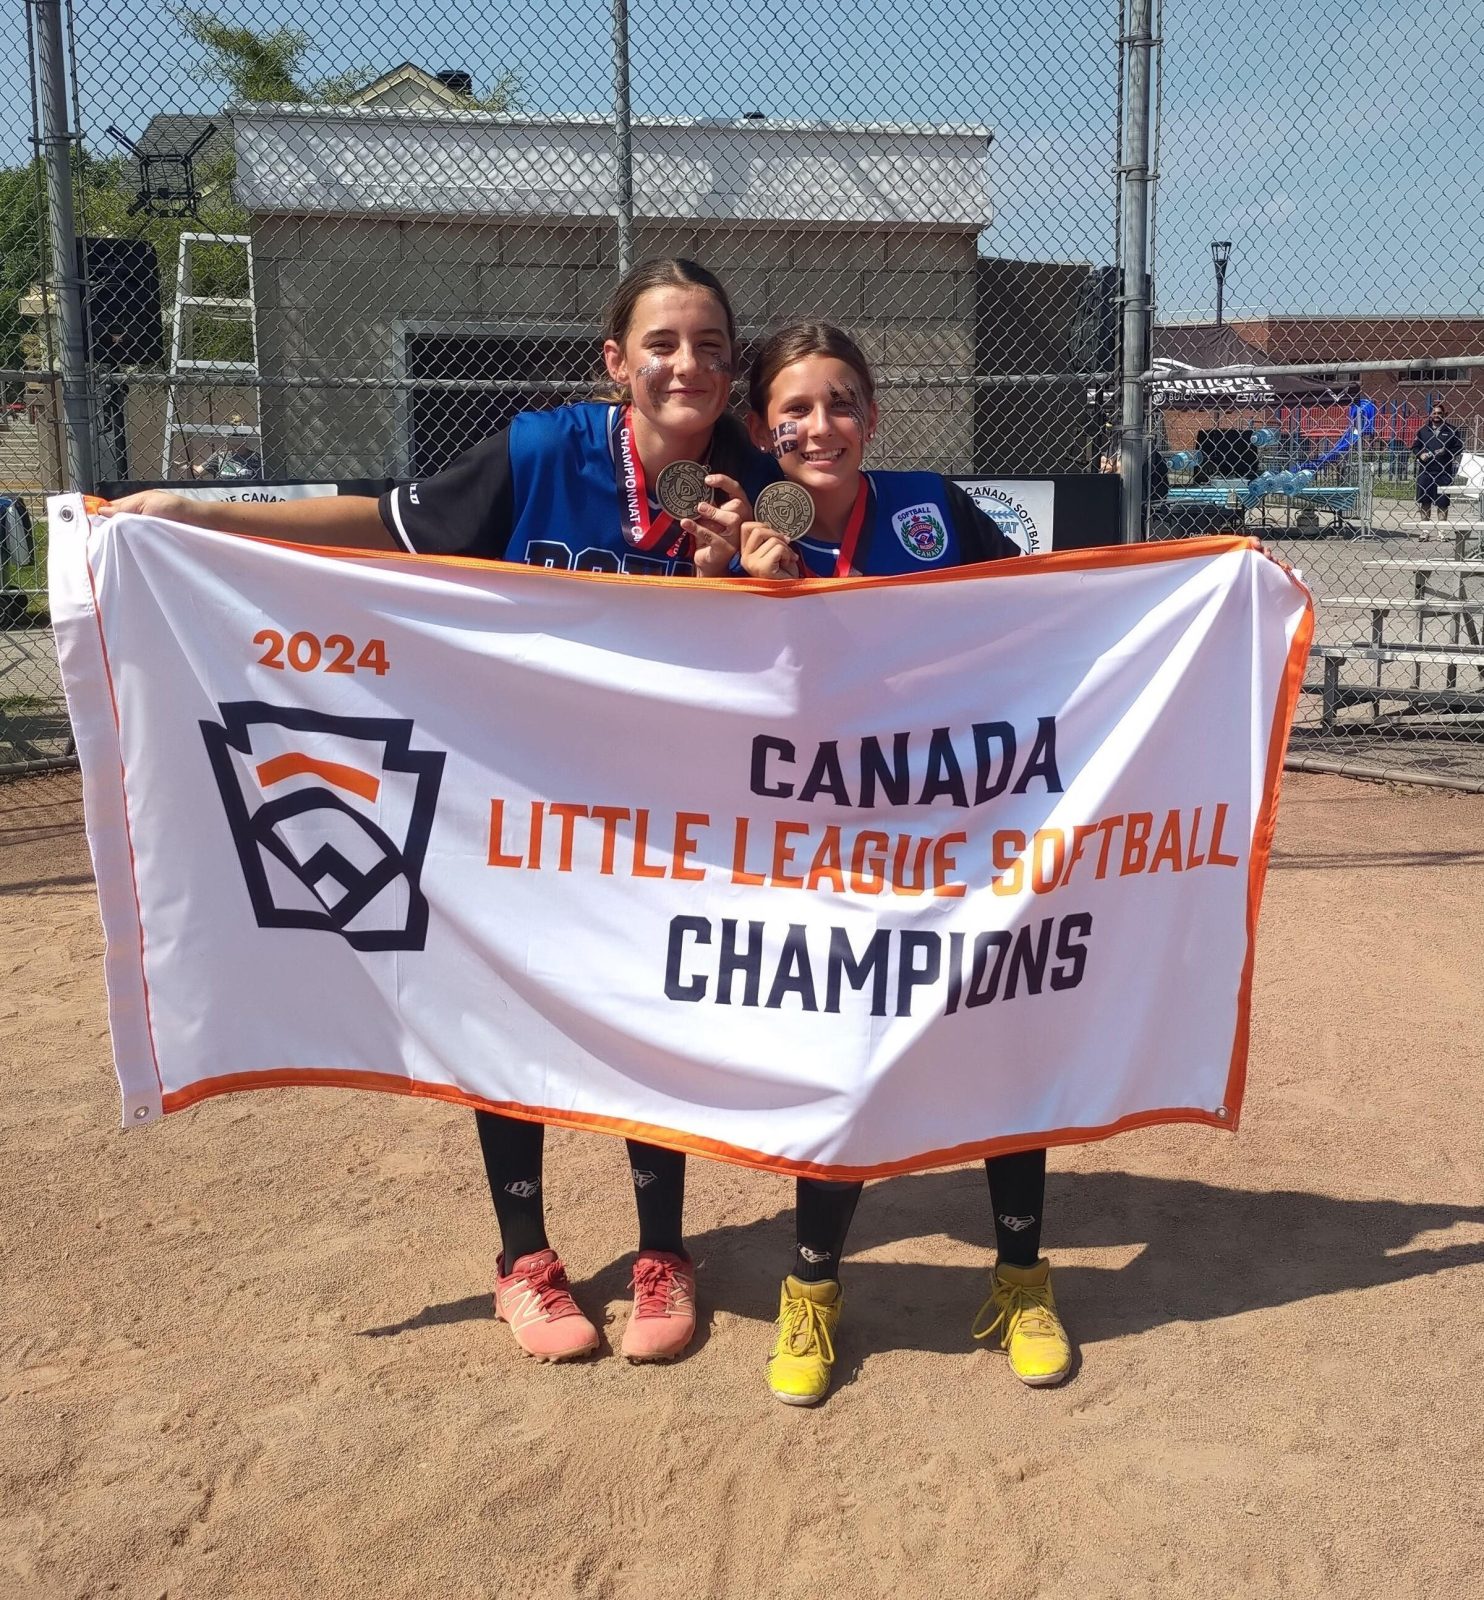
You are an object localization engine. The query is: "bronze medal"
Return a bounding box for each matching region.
[655,459,713,520]
[754,480,815,542]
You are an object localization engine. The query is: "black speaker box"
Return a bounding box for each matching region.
[79,237,164,367]
[1194,428,1260,482]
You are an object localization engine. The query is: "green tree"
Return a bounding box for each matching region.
[75,149,254,362]
[173,6,520,111]
[0,163,47,373]
[1,11,521,373]
[471,72,522,115]
[173,10,310,102]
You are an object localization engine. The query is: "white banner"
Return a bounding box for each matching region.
[49,498,1311,1178]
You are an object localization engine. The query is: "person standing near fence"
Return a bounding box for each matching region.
[1412,401,1464,525]
[106,257,779,1366]
[735,320,1074,1406]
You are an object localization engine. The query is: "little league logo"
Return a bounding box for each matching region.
[200,703,445,951]
[892,503,949,561]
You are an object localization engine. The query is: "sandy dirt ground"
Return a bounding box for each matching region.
[1,769,1481,1600]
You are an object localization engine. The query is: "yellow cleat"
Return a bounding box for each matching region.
[972,1257,1072,1387]
[766,1275,842,1406]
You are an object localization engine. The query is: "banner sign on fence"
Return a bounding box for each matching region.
[954,479,1057,552]
[48,499,1311,1177]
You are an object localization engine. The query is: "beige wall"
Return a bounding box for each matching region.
[252,216,978,480]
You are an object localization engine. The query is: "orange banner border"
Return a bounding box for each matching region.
[260,525,1267,593]
[161,1068,1237,1180]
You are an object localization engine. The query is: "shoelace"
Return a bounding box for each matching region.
[971,1279,1057,1349]
[517,1259,582,1320]
[631,1257,682,1317]
[777,1293,835,1362]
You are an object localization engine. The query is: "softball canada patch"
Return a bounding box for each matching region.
[892,503,948,561]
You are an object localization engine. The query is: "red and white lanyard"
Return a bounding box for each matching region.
[612,406,698,560]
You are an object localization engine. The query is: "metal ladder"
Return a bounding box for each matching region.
[159,232,260,478]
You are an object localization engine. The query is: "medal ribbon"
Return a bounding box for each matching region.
[832,480,871,577]
[612,406,695,560]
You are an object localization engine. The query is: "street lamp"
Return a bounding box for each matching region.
[1211,240,1232,327]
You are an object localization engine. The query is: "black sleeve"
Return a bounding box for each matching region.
[945,480,1024,564]
[378,430,516,559]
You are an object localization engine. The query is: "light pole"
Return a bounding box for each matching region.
[1211,240,1232,327]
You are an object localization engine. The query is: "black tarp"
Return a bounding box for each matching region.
[1152,324,1359,408]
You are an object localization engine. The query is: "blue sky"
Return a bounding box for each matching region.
[5,0,1481,320]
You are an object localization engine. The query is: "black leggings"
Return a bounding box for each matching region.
[791,1147,1048,1283]
[474,1109,686,1266]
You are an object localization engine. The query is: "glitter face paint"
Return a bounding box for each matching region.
[827,382,866,428]
[634,357,667,409]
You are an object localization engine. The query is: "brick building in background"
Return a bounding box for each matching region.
[1156,315,1484,456]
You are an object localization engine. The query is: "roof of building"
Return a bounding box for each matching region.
[346,64,470,110]
[1162,313,1484,329]
[134,114,234,169]
[231,107,993,229]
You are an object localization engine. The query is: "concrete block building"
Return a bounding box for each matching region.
[230,106,992,480]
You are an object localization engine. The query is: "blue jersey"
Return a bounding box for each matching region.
[380,403,780,576]
[790,472,1021,577]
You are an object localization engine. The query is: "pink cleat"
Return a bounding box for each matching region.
[493,1249,600,1362]
[620,1250,697,1363]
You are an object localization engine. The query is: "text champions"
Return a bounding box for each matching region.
[484,719,1244,1018]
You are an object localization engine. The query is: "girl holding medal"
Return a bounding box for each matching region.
[107,257,779,1365]
[735,321,1072,1406]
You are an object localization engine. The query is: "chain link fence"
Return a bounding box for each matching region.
[1150,0,1484,787]
[5,0,1483,788]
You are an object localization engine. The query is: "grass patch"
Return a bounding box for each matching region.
[2,513,48,625]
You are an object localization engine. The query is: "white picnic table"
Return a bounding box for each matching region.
[1343,554,1484,688]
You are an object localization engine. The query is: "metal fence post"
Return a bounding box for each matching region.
[1117,0,1153,543]
[33,0,96,493]
[611,0,634,278]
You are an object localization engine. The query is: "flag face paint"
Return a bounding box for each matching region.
[50,500,1311,1178]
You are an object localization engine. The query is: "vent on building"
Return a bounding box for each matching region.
[1400,365,1465,384]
